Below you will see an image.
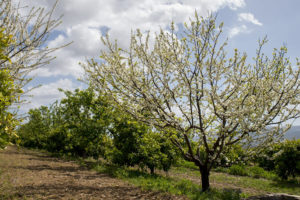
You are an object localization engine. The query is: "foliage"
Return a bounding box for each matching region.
[18,106,51,149]
[0,28,20,148]
[274,140,300,180]
[247,166,274,179]
[83,12,300,191]
[228,165,248,176]
[54,88,113,158]
[19,88,114,158]
[255,139,300,180]
[137,131,179,173]
[19,87,179,172]
[110,113,179,173]
[109,115,148,166]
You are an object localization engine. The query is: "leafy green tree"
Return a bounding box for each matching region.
[274,139,300,180]
[18,106,51,148]
[19,87,114,158]
[0,28,20,148]
[56,88,113,158]
[137,131,179,174]
[255,139,300,180]
[110,115,148,166]
[110,113,178,173]
[84,14,300,191]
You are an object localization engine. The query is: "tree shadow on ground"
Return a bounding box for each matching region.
[11,164,86,173]
[269,178,300,190]
[12,184,142,199]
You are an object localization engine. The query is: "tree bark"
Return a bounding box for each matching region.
[149,166,155,174]
[200,166,210,191]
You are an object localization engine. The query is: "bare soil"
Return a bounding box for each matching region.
[0,146,186,200]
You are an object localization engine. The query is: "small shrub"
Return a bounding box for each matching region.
[248,166,267,178]
[175,159,199,170]
[228,165,248,176]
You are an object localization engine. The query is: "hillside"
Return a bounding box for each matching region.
[285,126,300,139]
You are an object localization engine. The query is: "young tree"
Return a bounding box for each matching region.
[83,14,300,191]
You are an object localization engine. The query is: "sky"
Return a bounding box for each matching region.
[18,0,300,125]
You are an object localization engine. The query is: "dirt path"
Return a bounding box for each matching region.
[0,146,186,200]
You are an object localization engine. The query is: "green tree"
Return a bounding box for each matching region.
[83,14,300,191]
[19,87,114,158]
[256,139,300,180]
[110,114,178,174]
[56,88,112,158]
[0,28,20,148]
[137,131,178,174]
[18,106,51,148]
[274,139,300,180]
[110,114,149,166]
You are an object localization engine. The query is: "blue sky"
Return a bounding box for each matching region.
[19,0,300,125]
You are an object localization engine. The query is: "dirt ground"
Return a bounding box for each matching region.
[0,146,187,200]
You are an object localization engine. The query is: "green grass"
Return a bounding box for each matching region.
[90,163,244,200]
[172,165,300,196]
[214,165,278,180]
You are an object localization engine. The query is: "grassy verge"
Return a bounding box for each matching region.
[172,165,300,196]
[84,161,244,200]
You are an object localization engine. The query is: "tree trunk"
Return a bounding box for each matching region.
[200,166,210,191]
[149,166,155,174]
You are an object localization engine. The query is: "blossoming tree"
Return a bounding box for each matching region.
[83,14,300,191]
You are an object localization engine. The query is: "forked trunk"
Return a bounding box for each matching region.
[200,166,210,191]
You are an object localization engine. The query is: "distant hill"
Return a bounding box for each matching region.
[285,126,300,140]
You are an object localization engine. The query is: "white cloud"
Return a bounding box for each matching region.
[228,24,248,38]
[15,0,246,110]
[22,79,80,111]
[238,12,262,26]
[17,0,245,78]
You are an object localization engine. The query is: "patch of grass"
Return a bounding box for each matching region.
[91,163,243,200]
[175,159,199,171]
[213,166,229,173]
[175,167,300,196]
[177,160,277,181]
[247,166,276,180]
[214,165,277,180]
[228,165,248,176]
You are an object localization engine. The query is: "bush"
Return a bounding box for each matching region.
[228,165,248,176]
[18,88,114,159]
[248,166,269,178]
[110,116,178,173]
[274,140,300,180]
[254,139,300,180]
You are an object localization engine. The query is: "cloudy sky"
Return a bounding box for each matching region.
[19,0,300,125]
